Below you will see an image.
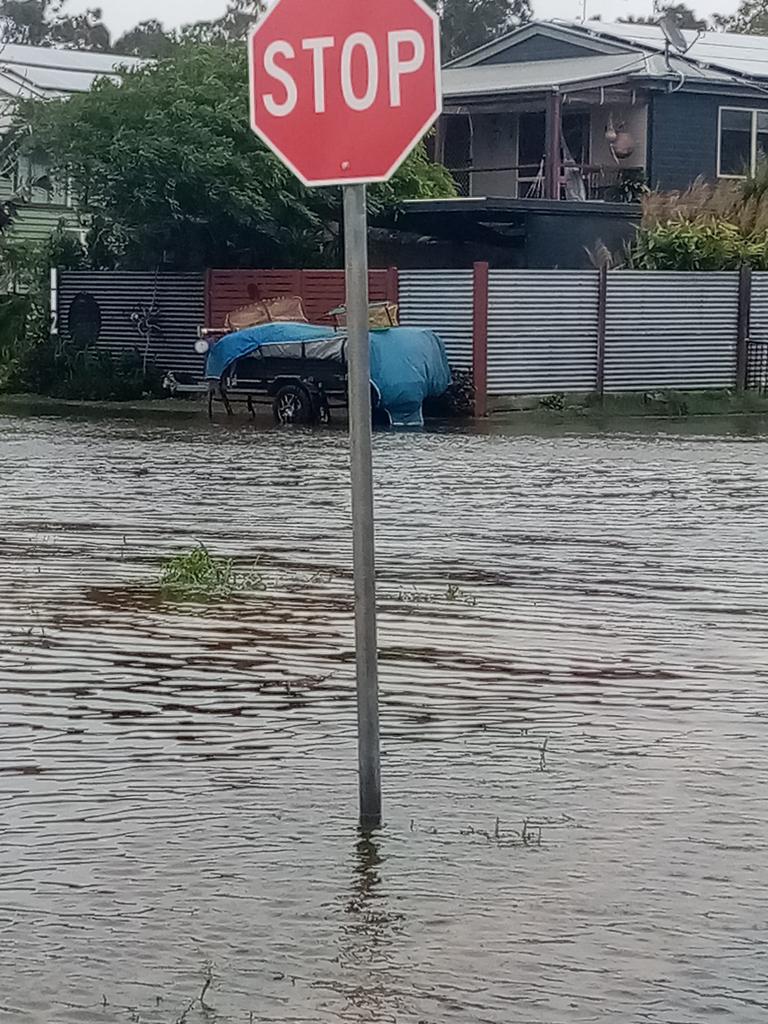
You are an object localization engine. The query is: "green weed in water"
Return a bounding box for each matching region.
[380,582,477,607]
[444,582,477,606]
[160,545,265,597]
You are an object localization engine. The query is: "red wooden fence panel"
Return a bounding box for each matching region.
[206,269,398,328]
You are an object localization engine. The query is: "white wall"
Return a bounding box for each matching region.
[470,113,518,196]
[589,103,647,171]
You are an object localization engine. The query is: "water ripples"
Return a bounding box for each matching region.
[1,412,768,1022]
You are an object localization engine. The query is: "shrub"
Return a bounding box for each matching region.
[2,336,165,401]
[630,166,768,271]
[1,224,165,402]
[0,295,33,390]
[628,219,768,271]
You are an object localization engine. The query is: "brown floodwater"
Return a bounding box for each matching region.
[1,410,767,1024]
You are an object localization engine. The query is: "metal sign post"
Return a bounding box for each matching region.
[247,0,441,829]
[343,183,382,830]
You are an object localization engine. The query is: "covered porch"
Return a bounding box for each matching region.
[438,56,650,202]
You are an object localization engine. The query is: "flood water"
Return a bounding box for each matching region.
[1,411,768,1024]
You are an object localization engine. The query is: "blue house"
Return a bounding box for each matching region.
[438,20,768,200]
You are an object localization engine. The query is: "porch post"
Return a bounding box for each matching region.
[544,90,562,200]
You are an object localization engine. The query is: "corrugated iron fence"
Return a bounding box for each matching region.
[56,271,206,378]
[603,272,739,393]
[398,270,474,369]
[402,266,755,402]
[484,269,743,396]
[487,271,599,394]
[56,266,765,401]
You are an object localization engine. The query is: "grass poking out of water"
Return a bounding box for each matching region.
[160,545,265,598]
[381,582,478,607]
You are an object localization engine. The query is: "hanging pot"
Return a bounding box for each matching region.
[605,115,618,144]
[612,130,635,159]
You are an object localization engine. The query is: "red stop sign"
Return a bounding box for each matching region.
[248,0,442,187]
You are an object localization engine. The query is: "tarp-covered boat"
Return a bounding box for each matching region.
[205,321,451,427]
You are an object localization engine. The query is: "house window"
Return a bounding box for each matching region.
[718,106,768,178]
[11,154,72,207]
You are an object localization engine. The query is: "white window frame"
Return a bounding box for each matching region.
[717,106,768,179]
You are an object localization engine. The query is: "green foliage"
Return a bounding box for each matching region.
[1,225,78,394]
[630,168,768,270]
[739,159,768,203]
[426,0,532,62]
[112,19,179,58]
[160,545,266,597]
[182,0,267,45]
[539,392,566,411]
[0,0,110,49]
[620,4,708,30]
[0,294,30,390]
[0,197,13,235]
[715,0,768,34]
[0,0,266,54]
[23,42,454,271]
[5,343,165,400]
[605,168,649,204]
[0,225,162,401]
[113,1,267,55]
[628,219,768,271]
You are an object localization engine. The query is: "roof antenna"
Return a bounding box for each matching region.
[660,13,688,56]
[659,12,702,64]
[658,13,697,92]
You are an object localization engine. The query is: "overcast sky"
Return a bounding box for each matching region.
[68,0,741,39]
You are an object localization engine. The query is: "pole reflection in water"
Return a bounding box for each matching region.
[332,832,405,1020]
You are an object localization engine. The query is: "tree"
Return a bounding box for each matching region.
[714,0,768,34]
[113,20,178,59]
[0,0,111,49]
[47,6,110,49]
[620,4,708,30]
[22,42,455,270]
[183,0,267,45]
[426,0,532,63]
[0,0,48,44]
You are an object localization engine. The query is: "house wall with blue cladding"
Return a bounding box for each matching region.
[648,91,763,192]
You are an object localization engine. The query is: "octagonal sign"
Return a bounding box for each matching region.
[248,0,442,187]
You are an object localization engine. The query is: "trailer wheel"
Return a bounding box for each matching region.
[273,383,314,425]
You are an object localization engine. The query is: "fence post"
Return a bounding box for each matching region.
[204,269,213,328]
[385,266,399,307]
[595,265,608,398]
[473,261,489,417]
[736,265,752,392]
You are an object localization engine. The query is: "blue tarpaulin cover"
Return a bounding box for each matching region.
[205,322,333,379]
[205,322,451,427]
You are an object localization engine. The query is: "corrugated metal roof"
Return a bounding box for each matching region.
[443,48,733,99]
[0,67,42,101]
[580,21,768,80]
[0,42,141,97]
[444,53,648,97]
